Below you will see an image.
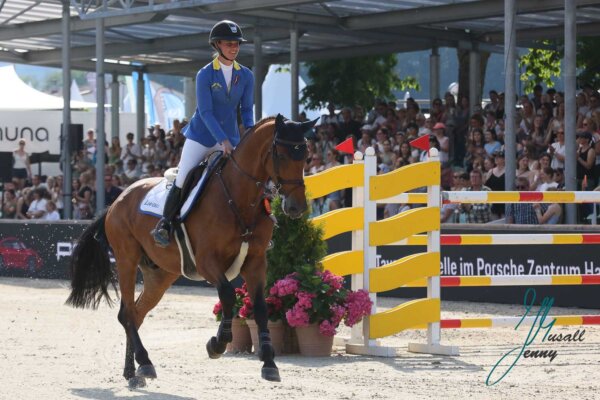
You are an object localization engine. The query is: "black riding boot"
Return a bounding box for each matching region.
[151,185,182,247]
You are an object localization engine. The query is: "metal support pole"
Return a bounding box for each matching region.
[61,0,72,219]
[429,47,440,108]
[290,23,299,121]
[469,50,480,114]
[504,0,517,196]
[136,71,145,143]
[183,77,195,119]
[253,29,263,121]
[564,0,578,224]
[95,17,106,214]
[111,72,119,138]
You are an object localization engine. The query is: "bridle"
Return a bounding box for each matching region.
[269,135,308,197]
[215,126,308,240]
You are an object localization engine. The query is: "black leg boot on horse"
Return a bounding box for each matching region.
[151,185,182,247]
[206,279,235,359]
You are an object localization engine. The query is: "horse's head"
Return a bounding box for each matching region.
[271,114,318,219]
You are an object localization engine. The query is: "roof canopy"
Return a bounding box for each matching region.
[0,0,599,76]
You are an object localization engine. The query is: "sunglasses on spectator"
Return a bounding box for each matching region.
[515,185,528,190]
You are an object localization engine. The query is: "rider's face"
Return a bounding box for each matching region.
[217,40,240,59]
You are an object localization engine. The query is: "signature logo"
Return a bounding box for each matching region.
[486,288,586,386]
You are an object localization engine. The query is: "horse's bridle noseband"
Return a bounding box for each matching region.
[270,135,308,196]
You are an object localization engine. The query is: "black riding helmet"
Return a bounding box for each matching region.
[209,20,247,45]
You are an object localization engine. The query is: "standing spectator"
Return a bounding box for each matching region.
[506,178,547,224]
[460,169,492,223]
[485,150,506,218]
[12,139,31,190]
[337,107,361,143]
[548,128,565,169]
[121,132,142,164]
[576,131,596,189]
[321,103,341,126]
[430,98,445,122]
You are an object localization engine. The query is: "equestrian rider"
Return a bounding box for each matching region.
[152,20,255,247]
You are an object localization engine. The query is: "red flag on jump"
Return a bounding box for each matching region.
[335,137,355,155]
[409,135,430,151]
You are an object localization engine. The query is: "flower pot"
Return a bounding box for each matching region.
[226,318,252,354]
[295,323,334,357]
[246,319,285,356]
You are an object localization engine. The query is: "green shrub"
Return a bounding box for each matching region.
[266,196,327,290]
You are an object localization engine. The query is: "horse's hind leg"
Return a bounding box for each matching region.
[206,277,235,359]
[118,262,179,387]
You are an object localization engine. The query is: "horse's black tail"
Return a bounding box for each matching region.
[65,209,117,309]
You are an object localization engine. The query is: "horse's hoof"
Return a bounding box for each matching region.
[136,364,157,379]
[128,376,146,389]
[261,367,281,382]
[206,336,223,359]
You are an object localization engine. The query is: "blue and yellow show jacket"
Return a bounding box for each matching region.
[183,58,255,147]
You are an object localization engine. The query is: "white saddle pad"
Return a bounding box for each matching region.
[139,169,209,221]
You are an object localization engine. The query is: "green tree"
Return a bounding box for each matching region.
[300,55,419,110]
[519,37,600,93]
[518,42,562,94]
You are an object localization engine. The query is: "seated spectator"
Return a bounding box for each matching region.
[26,188,48,219]
[534,190,562,225]
[104,174,123,208]
[123,159,141,185]
[535,167,558,191]
[16,188,33,219]
[483,129,501,157]
[506,178,547,224]
[2,189,17,219]
[460,169,492,223]
[44,201,61,221]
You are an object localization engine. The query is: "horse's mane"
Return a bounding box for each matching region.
[236,116,276,148]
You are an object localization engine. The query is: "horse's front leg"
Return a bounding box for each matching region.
[243,256,280,382]
[206,277,235,359]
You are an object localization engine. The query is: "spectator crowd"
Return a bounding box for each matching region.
[3,83,600,225]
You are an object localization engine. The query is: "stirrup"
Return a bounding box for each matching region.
[152,221,171,247]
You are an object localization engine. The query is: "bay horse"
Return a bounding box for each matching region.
[66,114,316,386]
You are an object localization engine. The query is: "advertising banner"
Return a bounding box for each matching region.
[0,221,597,307]
[0,110,139,154]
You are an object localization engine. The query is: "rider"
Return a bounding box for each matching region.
[152,20,255,247]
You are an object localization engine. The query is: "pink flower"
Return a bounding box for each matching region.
[286,304,310,327]
[266,296,282,310]
[239,304,252,318]
[269,276,299,297]
[212,302,222,316]
[345,290,372,327]
[330,304,346,327]
[296,291,315,309]
[319,270,343,292]
[319,320,337,336]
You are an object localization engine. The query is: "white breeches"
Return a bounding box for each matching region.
[175,139,222,188]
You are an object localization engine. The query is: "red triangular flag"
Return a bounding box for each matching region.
[409,135,430,151]
[335,137,354,155]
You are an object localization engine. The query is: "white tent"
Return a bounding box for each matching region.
[0,65,97,110]
[261,65,325,121]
